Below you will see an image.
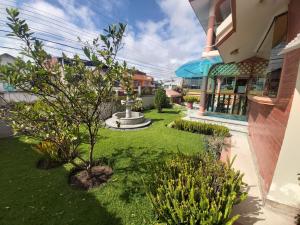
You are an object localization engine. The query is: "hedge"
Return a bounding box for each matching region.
[172,119,230,137]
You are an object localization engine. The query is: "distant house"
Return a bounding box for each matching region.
[0,53,36,105]
[165,89,182,104]
[132,70,154,95]
[162,78,182,90]
[133,70,154,87]
[0,53,16,94]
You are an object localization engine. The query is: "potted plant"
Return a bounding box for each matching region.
[183,96,199,109]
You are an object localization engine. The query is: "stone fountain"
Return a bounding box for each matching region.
[105,96,151,129]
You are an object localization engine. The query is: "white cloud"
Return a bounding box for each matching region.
[119,0,206,79]
[0,0,206,79]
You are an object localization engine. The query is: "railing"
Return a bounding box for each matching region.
[206,93,248,116]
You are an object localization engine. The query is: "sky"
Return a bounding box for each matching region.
[0,0,206,79]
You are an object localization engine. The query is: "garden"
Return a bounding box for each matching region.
[0,8,247,225]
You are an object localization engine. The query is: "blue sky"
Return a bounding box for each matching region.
[0,0,206,79]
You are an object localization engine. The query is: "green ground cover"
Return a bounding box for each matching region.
[0,108,205,225]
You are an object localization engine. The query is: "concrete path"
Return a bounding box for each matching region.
[230,131,295,225]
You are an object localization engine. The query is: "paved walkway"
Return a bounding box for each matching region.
[230,131,295,225]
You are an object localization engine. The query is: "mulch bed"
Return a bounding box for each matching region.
[69,166,113,190]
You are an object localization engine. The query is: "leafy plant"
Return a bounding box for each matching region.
[146,153,247,225]
[171,119,230,137]
[154,88,168,113]
[132,98,143,112]
[183,96,199,103]
[35,140,65,163]
[0,8,128,172]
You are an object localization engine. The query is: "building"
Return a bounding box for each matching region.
[133,70,154,88]
[162,78,182,90]
[0,53,36,104]
[133,70,154,95]
[189,0,300,211]
[165,89,182,104]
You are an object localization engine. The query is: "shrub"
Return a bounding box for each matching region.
[142,86,153,96]
[183,96,199,103]
[132,98,144,112]
[205,136,227,159]
[35,139,79,164]
[172,119,230,137]
[8,101,81,161]
[147,153,247,225]
[155,88,168,113]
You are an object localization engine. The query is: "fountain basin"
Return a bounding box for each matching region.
[105,111,151,129]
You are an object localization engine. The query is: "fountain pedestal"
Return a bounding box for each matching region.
[105,97,151,130]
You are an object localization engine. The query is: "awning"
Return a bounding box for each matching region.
[208,60,268,78]
[175,56,222,78]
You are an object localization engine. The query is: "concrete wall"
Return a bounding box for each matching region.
[0,120,13,138]
[141,95,154,108]
[267,59,300,209]
[0,92,37,106]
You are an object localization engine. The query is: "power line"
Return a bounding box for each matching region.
[0,4,178,74]
[1,1,173,54]
[0,43,174,74]
[4,0,121,29]
[0,19,175,72]
[0,26,173,70]
[0,8,97,41]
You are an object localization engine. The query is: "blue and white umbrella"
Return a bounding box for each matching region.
[175,56,222,78]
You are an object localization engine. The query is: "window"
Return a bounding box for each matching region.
[220,77,235,93]
[215,0,231,28]
[254,13,287,98]
[182,78,202,89]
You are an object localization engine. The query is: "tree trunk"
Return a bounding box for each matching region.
[87,142,95,173]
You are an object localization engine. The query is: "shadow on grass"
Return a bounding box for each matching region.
[0,137,123,225]
[160,110,180,114]
[109,146,174,203]
[150,118,164,122]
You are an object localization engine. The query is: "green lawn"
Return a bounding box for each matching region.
[0,108,205,225]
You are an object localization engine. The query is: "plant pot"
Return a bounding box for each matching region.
[187,102,193,109]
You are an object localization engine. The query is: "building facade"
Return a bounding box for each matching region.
[190,0,300,210]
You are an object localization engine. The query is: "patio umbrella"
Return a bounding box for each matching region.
[175,56,222,78]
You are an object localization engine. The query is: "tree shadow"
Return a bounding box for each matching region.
[150,118,164,122]
[296,213,300,225]
[233,185,265,225]
[160,110,180,114]
[0,137,123,225]
[108,146,174,203]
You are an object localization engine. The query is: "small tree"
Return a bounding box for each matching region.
[0,8,127,172]
[154,88,167,113]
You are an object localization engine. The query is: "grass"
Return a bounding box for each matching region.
[0,108,205,225]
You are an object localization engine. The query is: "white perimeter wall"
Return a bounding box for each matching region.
[267,60,300,209]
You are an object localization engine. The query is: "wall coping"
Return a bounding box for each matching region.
[248,95,277,106]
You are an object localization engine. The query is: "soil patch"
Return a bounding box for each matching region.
[69,166,113,190]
